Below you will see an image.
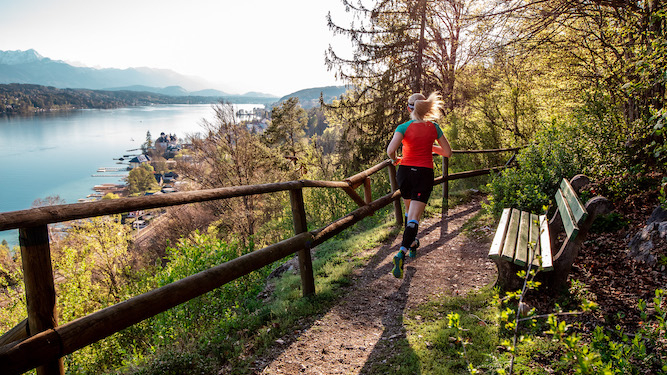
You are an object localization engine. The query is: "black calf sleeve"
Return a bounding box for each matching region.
[401,220,419,248]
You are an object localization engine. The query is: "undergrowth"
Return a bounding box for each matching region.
[97,210,401,375]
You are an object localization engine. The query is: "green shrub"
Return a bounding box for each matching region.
[485,122,592,216]
[590,212,630,233]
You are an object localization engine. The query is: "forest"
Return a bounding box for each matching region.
[0,83,221,114]
[1,0,667,374]
[0,84,281,115]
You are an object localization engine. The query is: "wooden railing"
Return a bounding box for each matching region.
[0,148,519,375]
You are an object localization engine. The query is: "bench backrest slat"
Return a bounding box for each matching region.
[559,178,588,224]
[488,208,511,259]
[555,188,579,239]
[501,208,521,261]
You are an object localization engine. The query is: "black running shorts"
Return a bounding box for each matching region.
[396,165,434,203]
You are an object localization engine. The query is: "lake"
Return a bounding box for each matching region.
[0,103,264,247]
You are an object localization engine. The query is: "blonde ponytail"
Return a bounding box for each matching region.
[408,92,442,122]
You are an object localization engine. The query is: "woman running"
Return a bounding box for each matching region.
[386,92,452,278]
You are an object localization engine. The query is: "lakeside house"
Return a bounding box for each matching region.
[129,154,151,169]
[163,171,178,182]
[155,132,182,159]
[127,210,144,218]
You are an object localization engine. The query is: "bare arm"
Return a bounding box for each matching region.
[387,132,404,163]
[432,135,452,158]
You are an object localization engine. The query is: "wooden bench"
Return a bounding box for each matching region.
[488,175,612,291]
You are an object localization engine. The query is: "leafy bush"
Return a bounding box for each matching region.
[544,289,667,374]
[145,231,267,348]
[477,265,667,374]
[485,122,592,216]
[590,212,630,233]
[60,231,273,374]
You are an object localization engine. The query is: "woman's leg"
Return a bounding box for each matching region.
[407,200,426,222]
[404,199,411,224]
[402,200,425,250]
[393,201,427,279]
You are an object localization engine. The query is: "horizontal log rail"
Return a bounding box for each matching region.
[452,147,521,154]
[0,147,519,374]
[434,166,505,185]
[0,180,351,231]
[0,232,314,375]
[0,195,402,375]
[345,160,392,189]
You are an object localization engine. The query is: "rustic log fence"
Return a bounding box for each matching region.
[0,147,519,375]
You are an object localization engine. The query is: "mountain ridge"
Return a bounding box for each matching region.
[278,85,348,109]
[0,50,348,108]
[0,49,278,97]
[0,49,45,65]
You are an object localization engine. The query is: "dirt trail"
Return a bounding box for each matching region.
[252,196,496,374]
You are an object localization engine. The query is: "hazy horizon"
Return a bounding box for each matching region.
[0,0,354,97]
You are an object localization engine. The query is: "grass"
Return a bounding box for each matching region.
[423,184,484,217]
[112,186,570,375]
[119,214,401,375]
[403,286,502,374]
[391,284,570,375]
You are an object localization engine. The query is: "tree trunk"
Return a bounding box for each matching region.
[414,0,428,93]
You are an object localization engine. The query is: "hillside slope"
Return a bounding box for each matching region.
[249,196,493,373]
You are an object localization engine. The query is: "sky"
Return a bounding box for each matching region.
[0,0,354,97]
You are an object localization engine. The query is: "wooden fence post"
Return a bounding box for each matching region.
[363,178,372,204]
[388,164,403,227]
[19,225,64,375]
[290,189,315,297]
[442,156,449,215]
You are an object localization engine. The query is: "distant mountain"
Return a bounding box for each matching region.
[0,50,342,107]
[105,85,190,96]
[191,88,230,97]
[0,83,221,115]
[0,49,44,65]
[278,85,348,109]
[102,86,279,104]
[243,91,280,98]
[0,49,215,92]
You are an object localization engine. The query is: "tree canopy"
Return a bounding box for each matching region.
[325,0,667,173]
[127,164,159,195]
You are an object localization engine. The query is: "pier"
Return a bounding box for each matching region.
[97,167,127,172]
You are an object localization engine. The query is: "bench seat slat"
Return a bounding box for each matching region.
[539,214,553,270]
[500,209,521,262]
[560,178,588,225]
[488,208,511,260]
[529,213,540,267]
[514,211,531,266]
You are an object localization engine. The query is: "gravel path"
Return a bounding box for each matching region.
[252,196,496,374]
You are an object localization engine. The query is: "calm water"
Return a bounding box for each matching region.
[0,104,263,247]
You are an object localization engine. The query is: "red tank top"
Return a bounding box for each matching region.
[395,120,443,169]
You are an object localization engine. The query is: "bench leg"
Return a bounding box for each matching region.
[492,259,525,292]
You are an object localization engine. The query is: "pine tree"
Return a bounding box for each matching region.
[142,130,153,153]
[325,0,496,169]
[263,97,308,165]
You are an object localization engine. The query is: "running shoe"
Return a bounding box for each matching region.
[408,238,420,258]
[392,250,405,279]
